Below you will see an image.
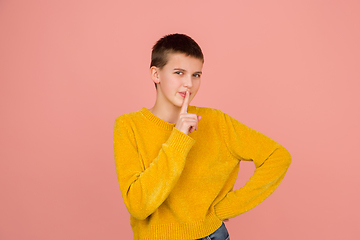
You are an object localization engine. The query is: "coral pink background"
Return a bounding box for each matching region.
[1,0,359,239]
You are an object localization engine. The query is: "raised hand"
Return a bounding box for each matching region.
[175,91,201,135]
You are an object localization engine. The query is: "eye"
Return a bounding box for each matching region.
[174,71,183,75]
[193,73,201,78]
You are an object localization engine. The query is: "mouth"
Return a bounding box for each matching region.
[179,91,190,98]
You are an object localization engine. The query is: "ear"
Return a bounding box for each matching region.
[150,66,160,85]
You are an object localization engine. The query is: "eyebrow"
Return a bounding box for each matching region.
[173,68,202,74]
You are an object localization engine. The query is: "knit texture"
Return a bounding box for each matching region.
[114,106,291,240]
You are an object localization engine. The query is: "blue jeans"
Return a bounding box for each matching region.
[196,223,230,240]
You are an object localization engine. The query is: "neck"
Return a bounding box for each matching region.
[149,100,181,124]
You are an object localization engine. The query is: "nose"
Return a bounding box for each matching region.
[183,75,193,88]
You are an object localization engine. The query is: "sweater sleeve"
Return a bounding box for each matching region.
[114,117,195,220]
[214,113,291,220]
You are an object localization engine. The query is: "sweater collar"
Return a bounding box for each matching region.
[141,106,196,131]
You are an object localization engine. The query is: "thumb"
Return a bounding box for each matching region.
[197,115,202,121]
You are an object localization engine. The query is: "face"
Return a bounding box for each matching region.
[151,53,203,109]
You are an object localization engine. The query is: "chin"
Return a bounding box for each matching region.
[174,103,183,108]
[173,100,184,108]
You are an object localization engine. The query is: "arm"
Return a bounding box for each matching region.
[114,118,195,220]
[215,113,291,220]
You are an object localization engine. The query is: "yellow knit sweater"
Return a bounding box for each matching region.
[114,106,291,240]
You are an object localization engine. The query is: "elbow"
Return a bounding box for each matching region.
[123,190,154,220]
[129,210,150,221]
[285,148,292,167]
[120,178,157,220]
[265,145,291,170]
[279,146,292,169]
[126,203,153,220]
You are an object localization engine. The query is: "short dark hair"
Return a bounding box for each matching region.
[150,33,204,69]
[150,34,204,88]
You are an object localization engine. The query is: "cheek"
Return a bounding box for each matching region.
[191,82,201,99]
[193,80,201,91]
[162,77,180,92]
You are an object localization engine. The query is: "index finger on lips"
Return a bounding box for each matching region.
[180,90,190,113]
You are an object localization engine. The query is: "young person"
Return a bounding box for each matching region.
[114,33,291,240]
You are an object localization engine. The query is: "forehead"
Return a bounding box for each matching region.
[165,53,203,71]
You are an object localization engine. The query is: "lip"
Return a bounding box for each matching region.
[179,91,190,98]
